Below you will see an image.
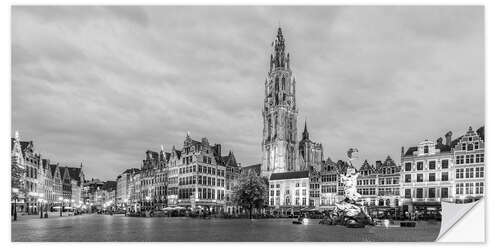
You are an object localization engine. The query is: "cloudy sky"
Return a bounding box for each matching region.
[12,6,484,180]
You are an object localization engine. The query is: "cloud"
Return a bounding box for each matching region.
[12,6,484,179]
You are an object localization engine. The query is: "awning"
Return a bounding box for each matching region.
[413,202,441,206]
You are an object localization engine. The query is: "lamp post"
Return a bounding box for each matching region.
[12,188,19,221]
[38,198,43,218]
[58,197,63,216]
[64,199,69,215]
[43,200,48,218]
[39,193,44,218]
[146,196,151,210]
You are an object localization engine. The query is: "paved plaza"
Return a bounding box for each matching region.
[12,214,440,242]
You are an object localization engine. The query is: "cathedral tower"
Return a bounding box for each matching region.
[261,27,298,177]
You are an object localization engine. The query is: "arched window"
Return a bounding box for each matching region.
[282,77,286,90]
[275,77,279,90]
[268,118,272,139]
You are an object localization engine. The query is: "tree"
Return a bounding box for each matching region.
[232,171,268,219]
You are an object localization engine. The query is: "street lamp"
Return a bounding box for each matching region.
[39,193,44,218]
[58,197,63,216]
[12,188,19,221]
[43,200,48,218]
[146,196,151,210]
[37,198,43,218]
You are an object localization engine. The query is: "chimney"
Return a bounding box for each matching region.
[214,144,222,157]
[445,131,453,146]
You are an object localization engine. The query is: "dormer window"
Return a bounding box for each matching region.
[424,146,429,154]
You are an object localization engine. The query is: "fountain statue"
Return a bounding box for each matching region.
[327,148,375,228]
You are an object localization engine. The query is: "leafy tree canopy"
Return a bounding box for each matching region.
[232,171,268,214]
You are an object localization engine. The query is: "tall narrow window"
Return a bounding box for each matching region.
[441,187,449,198]
[442,160,449,169]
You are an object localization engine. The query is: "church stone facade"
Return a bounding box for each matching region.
[298,121,324,172]
[261,27,298,177]
[261,27,324,178]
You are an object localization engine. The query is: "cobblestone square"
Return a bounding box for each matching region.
[12,215,440,242]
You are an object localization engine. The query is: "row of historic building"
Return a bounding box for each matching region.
[112,125,484,216]
[115,133,244,214]
[264,125,485,214]
[10,131,118,215]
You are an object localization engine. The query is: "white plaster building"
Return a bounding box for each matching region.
[453,126,485,203]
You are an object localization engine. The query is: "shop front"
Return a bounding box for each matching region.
[413,202,441,220]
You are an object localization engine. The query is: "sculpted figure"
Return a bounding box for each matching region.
[329,148,374,227]
[341,168,361,203]
[341,148,361,203]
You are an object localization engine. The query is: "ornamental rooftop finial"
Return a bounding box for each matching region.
[270,26,290,71]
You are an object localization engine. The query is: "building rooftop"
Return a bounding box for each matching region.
[270,171,309,181]
[241,163,261,176]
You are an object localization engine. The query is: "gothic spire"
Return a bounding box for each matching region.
[302,120,309,140]
[271,26,289,70]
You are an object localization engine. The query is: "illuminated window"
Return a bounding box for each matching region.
[416,174,423,182]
